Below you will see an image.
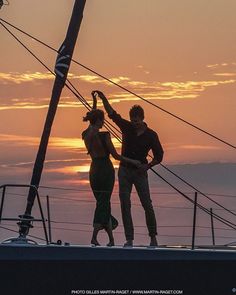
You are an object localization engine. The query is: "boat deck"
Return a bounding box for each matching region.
[1,243,236,261]
[1,244,236,294]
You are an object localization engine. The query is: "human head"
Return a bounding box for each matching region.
[83,109,104,128]
[129,105,144,128]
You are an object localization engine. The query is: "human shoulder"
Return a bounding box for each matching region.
[82,126,98,140]
[146,127,162,145]
[82,128,89,139]
[146,126,158,137]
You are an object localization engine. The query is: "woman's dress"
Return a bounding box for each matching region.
[83,131,118,229]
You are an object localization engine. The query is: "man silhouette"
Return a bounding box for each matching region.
[95,91,164,247]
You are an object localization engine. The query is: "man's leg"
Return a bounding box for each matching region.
[133,171,158,246]
[118,166,133,245]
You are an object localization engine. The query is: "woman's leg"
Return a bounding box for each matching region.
[90,161,103,245]
[91,223,103,246]
[103,217,114,246]
[90,158,115,246]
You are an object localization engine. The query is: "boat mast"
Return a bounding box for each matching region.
[19,0,86,236]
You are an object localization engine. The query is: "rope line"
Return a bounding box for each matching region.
[5,191,236,212]
[38,186,236,198]
[159,163,236,218]
[1,19,236,232]
[2,18,235,220]
[0,21,124,144]
[49,221,236,231]
[0,225,46,241]
[2,223,235,240]
[150,167,236,230]
[3,221,235,232]
[1,17,235,149]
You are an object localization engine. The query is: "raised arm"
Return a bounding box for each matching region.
[94,90,131,132]
[93,91,114,116]
[105,133,141,167]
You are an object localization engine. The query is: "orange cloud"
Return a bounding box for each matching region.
[213,73,236,77]
[77,74,130,84]
[0,97,84,111]
[207,62,236,69]
[109,79,236,102]
[77,75,105,83]
[207,64,219,68]
[46,165,90,174]
[164,142,223,151]
[49,137,85,150]
[178,145,222,151]
[0,133,85,150]
[0,72,54,84]
[0,71,81,85]
[136,65,150,75]
[0,133,40,146]
[1,70,236,112]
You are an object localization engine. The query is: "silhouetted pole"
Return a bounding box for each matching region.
[0,186,6,223]
[19,0,86,236]
[191,192,198,250]
[46,195,52,243]
[210,208,215,246]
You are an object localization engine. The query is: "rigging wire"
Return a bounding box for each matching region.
[148,168,236,230]
[0,22,234,230]
[159,163,236,217]
[4,221,217,230]
[0,225,46,242]
[2,18,236,220]
[38,186,236,198]
[48,221,236,232]
[104,103,236,216]
[3,223,235,240]
[5,191,236,212]
[0,21,121,142]
[2,223,235,240]
[1,20,236,232]
[0,17,236,149]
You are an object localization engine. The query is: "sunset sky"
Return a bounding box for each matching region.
[0,0,236,246]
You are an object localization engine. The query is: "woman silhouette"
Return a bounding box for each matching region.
[82,92,141,246]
